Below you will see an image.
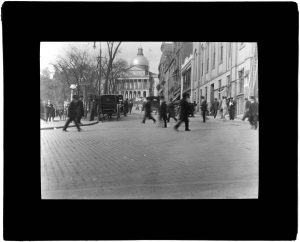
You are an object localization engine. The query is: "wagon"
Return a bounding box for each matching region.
[98,94,124,121]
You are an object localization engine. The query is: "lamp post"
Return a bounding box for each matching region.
[70,84,77,100]
[93,42,102,95]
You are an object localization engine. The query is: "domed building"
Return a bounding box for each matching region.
[116,47,159,100]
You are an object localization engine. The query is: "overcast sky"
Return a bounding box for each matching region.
[40,42,163,75]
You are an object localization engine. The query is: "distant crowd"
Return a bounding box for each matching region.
[142,94,259,131]
[41,93,258,132]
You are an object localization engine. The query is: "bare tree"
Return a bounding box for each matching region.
[100,42,122,94]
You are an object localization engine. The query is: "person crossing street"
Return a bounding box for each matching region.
[174,93,191,131]
[167,98,177,122]
[62,95,82,132]
[142,97,156,124]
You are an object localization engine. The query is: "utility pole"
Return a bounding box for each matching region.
[99,42,102,95]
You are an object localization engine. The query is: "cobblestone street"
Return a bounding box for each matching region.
[41,111,258,199]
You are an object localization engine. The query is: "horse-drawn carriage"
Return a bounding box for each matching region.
[97,94,124,121]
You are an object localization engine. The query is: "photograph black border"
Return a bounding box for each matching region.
[3,2,298,240]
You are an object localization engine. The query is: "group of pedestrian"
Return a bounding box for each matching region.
[62,95,85,132]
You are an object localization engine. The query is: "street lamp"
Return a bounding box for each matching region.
[70,84,77,100]
[93,42,102,95]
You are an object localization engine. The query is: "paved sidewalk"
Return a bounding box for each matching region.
[40,117,99,130]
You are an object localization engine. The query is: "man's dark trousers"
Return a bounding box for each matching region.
[249,115,258,129]
[63,117,81,131]
[202,111,206,122]
[174,118,189,130]
[142,114,156,123]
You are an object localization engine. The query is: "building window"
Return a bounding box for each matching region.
[212,43,216,69]
[239,42,245,50]
[218,80,221,100]
[206,44,209,73]
[220,43,223,64]
[239,69,244,94]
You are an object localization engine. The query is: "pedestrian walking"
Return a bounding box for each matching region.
[159,96,167,128]
[142,97,156,124]
[228,97,236,120]
[219,96,228,120]
[211,98,219,119]
[242,98,251,121]
[78,96,84,124]
[174,93,191,131]
[248,96,259,130]
[200,96,208,123]
[136,104,140,111]
[50,104,55,122]
[62,95,82,132]
[124,99,129,117]
[129,100,133,114]
[45,100,52,123]
[167,98,178,122]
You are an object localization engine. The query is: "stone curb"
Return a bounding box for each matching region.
[41,121,99,130]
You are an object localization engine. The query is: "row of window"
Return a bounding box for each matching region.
[196,69,244,102]
[194,42,245,79]
[118,79,149,90]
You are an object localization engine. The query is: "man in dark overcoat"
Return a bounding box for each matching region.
[63,95,82,132]
[242,98,251,121]
[174,93,191,131]
[211,98,219,119]
[228,97,236,120]
[248,96,259,130]
[142,97,156,124]
[124,99,129,117]
[200,96,208,123]
[159,96,168,128]
[167,98,177,122]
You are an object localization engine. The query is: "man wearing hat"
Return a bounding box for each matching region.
[228,97,236,120]
[248,96,259,129]
[63,95,82,132]
[174,93,191,131]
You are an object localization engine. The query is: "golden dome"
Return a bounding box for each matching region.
[130,47,149,67]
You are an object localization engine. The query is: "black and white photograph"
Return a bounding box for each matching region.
[40,42,259,199]
[3,1,298,240]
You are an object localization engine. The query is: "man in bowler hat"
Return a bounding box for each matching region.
[174,93,191,131]
[63,95,82,132]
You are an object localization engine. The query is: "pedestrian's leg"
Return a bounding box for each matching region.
[63,118,72,131]
[142,114,146,123]
[150,115,156,123]
[74,118,81,131]
[185,118,190,131]
[173,116,178,122]
[174,120,183,130]
[164,117,167,128]
[167,113,170,123]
